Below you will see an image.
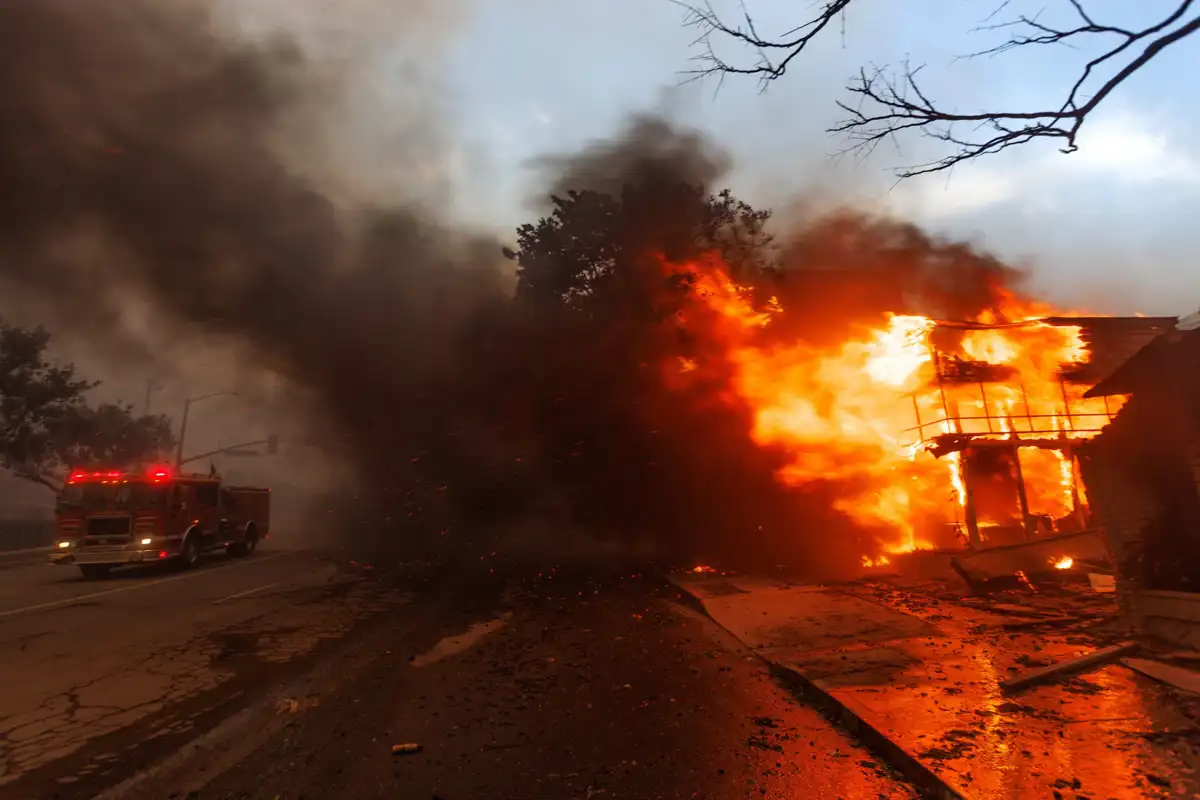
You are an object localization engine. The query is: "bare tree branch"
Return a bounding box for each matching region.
[676,0,854,88]
[679,0,1200,177]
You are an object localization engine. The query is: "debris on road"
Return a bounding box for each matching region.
[391,743,423,755]
[1000,642,1140,694]
[672,569,1200,799]
[1122,657,1200,695]
[275,697,300,714]
[950,529,1110,589]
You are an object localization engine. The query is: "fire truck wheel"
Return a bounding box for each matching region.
[243,525,259,555]
[178,532,200,570]
[78,564,112,580]
[227,525,258,557]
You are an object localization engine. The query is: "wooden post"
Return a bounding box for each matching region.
[1059,377,1076,433]
[962,446,982,548]
[1020,381,1036,434]
[1011,439,1035,540]
[979,382,993,433]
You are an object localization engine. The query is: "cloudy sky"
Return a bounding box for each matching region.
[423,0,1199,315]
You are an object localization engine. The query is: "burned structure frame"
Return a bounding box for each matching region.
[905,316,1175,549]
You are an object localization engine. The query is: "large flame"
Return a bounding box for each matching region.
[670,255,1119,558]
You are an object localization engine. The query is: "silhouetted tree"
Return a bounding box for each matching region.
[0,321,175,490]
[488,182,846,567]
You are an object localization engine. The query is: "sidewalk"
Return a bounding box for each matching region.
[669,571,1200,800]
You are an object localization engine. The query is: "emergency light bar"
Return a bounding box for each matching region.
[65,465,175,484]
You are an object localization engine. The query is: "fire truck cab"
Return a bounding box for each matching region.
[50,465,270,579]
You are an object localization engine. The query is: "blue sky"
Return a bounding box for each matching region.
[428,0,1200,315]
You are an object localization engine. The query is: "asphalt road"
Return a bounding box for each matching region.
[0,541,414,799]
[0,549,921,800]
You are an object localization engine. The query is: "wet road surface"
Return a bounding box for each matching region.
[126,571,920,800]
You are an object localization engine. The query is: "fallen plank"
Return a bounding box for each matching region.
[1122,658,1200,695]
[1000,642,1140,694]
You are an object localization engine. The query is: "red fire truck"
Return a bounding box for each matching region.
[49,465,270,578]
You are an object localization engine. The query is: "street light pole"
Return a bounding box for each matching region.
[174,391,239,470]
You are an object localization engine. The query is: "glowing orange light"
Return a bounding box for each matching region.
[662,252,1114,563]
[1053,556,1074,570]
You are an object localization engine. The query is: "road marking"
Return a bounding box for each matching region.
[213,581,280,605]
[0,552,290,619]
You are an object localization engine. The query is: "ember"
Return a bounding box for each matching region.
[668,254,1134,564]
[1053,556,1074,570]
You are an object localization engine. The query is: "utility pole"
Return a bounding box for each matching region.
[143,378,160,416]
[174,391,239,470]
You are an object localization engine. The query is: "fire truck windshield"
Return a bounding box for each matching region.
[57,482,168,511]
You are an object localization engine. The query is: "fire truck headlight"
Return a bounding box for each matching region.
[139,537,153,546]
[57,540,71,549]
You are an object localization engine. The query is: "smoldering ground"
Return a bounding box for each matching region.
[0,0,1037,575]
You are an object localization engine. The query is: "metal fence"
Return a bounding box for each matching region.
[0,519,55,552]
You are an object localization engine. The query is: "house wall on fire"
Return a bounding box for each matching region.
[1078,327,1200,648]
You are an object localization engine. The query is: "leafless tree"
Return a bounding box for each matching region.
[680,1,1200,177]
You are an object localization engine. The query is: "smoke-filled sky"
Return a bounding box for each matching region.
[0,0,1196,511]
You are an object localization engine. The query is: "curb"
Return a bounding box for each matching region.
[667,576,974,800]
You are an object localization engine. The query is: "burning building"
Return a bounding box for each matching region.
[910,316,1175,551]
[1078,314,1200,648]
[676,255,1176,563]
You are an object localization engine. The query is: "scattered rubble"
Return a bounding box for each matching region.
[673,568,1200,800]
[1000,642,1140,694]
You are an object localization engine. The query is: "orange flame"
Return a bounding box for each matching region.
[667,255,1118,560]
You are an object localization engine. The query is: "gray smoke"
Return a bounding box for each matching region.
[532,113,732,205]
[0,0,507,454]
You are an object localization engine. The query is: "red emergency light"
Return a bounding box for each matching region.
[65,465,174,484]
[147,465,172,483]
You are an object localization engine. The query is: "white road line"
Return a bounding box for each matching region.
[0,552,290,619]
[213,581,280,605]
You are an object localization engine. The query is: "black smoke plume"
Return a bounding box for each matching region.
[0,0,515,558]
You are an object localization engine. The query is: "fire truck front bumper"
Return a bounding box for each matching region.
[49,541,179,566]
